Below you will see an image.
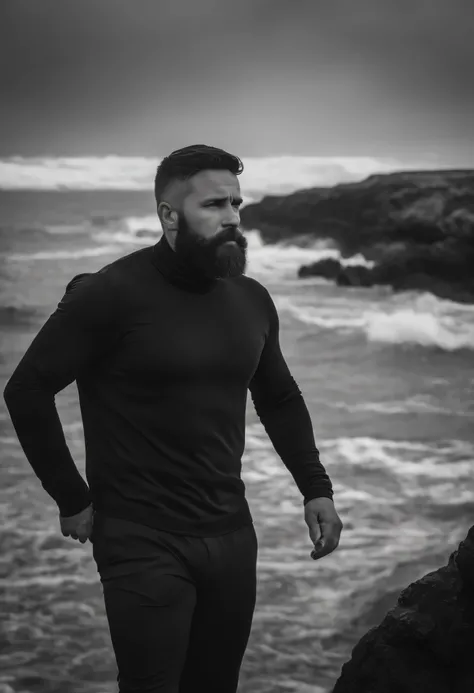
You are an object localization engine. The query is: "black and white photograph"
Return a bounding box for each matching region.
[1,1,473,691]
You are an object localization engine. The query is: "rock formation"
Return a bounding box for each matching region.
[240,170,474,303]
[331,525,474,693]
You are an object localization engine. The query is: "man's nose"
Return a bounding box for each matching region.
[222,205,240,226]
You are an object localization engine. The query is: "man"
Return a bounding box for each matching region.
[3,144,343,693]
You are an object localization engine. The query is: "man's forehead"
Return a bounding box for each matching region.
[189,169,241,198]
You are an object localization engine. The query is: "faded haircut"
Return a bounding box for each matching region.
[154,144,244,207]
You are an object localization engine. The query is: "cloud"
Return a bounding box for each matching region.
[1,0,472,158]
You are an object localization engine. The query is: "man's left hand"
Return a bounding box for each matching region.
[304,497,343,560]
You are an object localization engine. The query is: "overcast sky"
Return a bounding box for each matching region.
[1,0,473,164]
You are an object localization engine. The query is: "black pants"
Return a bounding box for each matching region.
[91,511,258,693]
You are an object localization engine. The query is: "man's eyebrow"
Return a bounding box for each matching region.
[202,195,243,205]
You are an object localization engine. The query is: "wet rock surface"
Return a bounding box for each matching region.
[331,525,474,692]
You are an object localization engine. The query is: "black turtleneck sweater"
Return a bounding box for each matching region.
[3,235,333,536]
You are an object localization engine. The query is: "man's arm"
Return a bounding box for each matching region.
[3,271,122,517]
[248,287,333,504]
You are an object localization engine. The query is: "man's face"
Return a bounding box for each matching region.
[173,169,248,280]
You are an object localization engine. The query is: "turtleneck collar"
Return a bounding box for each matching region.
[151,233,220,294]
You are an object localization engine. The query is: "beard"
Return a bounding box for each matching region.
[174,212,248,280]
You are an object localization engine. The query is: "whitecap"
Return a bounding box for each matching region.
[0,154,435,193]
[6,245,124,261]
[364,307,474,350]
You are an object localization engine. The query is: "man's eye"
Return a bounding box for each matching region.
[206,201,240,208]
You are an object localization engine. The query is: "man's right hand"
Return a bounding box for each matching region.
[59,503,95,544]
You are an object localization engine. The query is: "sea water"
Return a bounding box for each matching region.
[0,189,473,693]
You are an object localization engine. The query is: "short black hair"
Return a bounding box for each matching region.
[154,144,244,206]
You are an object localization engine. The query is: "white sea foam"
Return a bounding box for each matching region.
[244,424,474,515]
[0,156,154,191]
[247,422,474,465]
[0,154,439,196]
[246,423,473,473]
[273,295,369,330]
[124,214,161,234]
[6,245,124,261]
[4,220,473,353]
[244,231,374,281]
[34,214,162,244]
[39,223,93,236]
[0,574,97,588]
[328,397,473,417]
[93,230,154,246]
[273,288,474,351]
[36,211,370,278]
[4,228,376,278]
[363,307,474,350]
[89,224,350,277]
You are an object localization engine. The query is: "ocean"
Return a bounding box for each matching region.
[1,187,473,693]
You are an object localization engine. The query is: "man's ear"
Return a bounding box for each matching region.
[157,202,178,229]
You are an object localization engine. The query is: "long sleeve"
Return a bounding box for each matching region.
[248,288,333,504]
[3,270,122,517]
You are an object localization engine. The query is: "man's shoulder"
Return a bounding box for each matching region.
[65,246,153,297]
[227,276,275,328]
[96,245,152,281]
[231,275,273,311]
[231,274,269,297]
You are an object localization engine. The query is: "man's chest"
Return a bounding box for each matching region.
[106,290,268,386]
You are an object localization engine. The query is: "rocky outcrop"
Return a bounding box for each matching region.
[297,255,474,304]
[240,170,474,303]
[331,525,474,693]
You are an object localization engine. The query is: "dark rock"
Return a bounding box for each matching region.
[331,525,474,693]
[298,257,341,280]
[336,266,374,287]
[241,170,474,253]
[299,252,474,303]
[240,169,474,303]
[297,260,375,287]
